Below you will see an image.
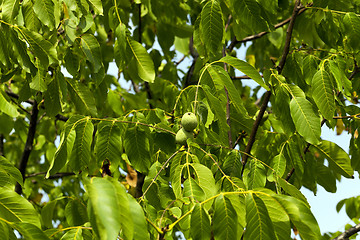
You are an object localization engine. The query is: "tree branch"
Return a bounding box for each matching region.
[333,223,360,240]
[224,87,233,148]
[15,100,39,194]
[5,90,68,122]
[241,0,302,175]
[228,3,309,51]
[0,134,4,157]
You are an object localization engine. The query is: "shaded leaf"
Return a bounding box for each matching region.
[69,117,94,172]
[124,125,151,173]
[95,120,122,167]
[79,34,103,73]
[200,0,224,55]
[66,78,97,116]
[190,203,211,240]
[2,0,20,24]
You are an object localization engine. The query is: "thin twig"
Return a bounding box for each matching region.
[241,0,302,176]
[333,223,360,240]
[228,4,309,51]
[26,171,75,179]
[15,100,39,194]
[231,75,264,80]
[141,150,181,199]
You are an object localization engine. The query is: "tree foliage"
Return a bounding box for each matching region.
[0,0,360,239]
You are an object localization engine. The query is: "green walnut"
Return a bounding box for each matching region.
[181,112,198,131]
[175,128,194,145]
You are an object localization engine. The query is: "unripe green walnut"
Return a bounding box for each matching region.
[181,112,198,131]
[175,128,194,145]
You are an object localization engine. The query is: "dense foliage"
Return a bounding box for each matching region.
[0,0,360,239]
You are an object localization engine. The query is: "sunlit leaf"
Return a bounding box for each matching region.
[290,97,321,145]
[0,188,41,227]
[33,0,55,30]
[85,177,133,240]
[126,38,155,83]
[312,140,354,178]
[311,69,335,120]
[220,56,269,90]
[213,194,237,240]
[244,193,276,240]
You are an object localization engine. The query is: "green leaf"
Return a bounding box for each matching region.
[126,38,155,83]
[232,0,269,32]
[60,228,82,240]
[86,177,133,240]
[2,0,20,24]
[69,117,94,172]
[268,153,286,182]
[9,27,36,73]
[311,69,335,120]
[343,13,360,50]
[213,194,237,240]
[30,61,47,92]
[46,116,83,177]
[290,97,321,145]
[0,89,19,118]
[0,187,41,227]
[11,222,50,240]
[87,0,103,15]
[277,178,309,206]
[44,75,62,117]
[124,125,151,173]
[65,199,88,226]
[328,59,352,97]
[66,78,97,116]
[192,163,218,199]
[114,24,127,71]
[256,189,291,240]
[95,120,122,167]
[183,177,206,202]
[244,193,276,240]
[200,0,224,55]
[33,0,55,30]
[17,27,58,67]
[219,56,269,90]
[244,160,266,189]
[273,194,321,240]
[312,140,354,178]
[190,203,211,240]
[204,65,247,115]
[127,195,150,240]
[202,85,229,144]
[0,156,23,188]
[79,34,103,73]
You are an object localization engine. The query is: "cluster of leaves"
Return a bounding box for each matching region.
[1,0,360,239]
